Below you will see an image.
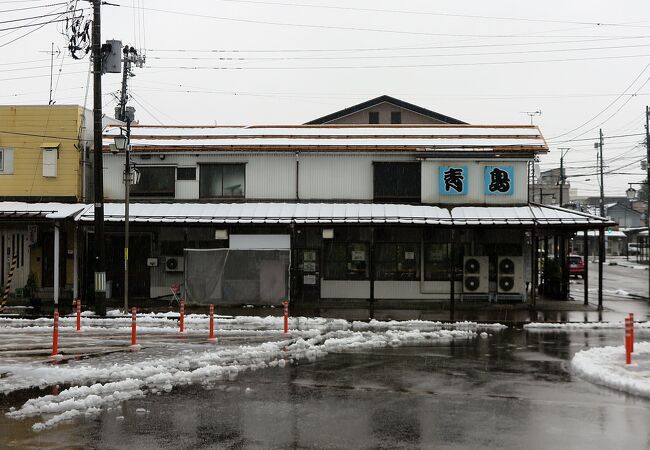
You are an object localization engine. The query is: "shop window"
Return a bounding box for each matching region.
[130,166,175,197]
[324,242,369,280]
[373,162,421,203]
[391,111,402,124]
[375,242,419,281]
[369,111,379,124]
[424,243,449,281]
[199,164,245,198]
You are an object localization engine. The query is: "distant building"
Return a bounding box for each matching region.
[529,167,570,206]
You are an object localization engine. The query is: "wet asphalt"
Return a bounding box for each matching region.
[2,328,650,450]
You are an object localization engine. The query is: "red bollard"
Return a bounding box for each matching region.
[52,310,59,356]
[208,304,215,341]
[625,317,633,365]
[179,299,185,333]
[131,307,137,347]
[75,298,81,332]
[283,300,289,334]
[630,313,635,353]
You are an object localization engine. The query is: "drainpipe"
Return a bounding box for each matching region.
[295,151,300,201]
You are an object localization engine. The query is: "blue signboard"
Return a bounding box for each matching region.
[484,166,514,195]
[439,165,468,195]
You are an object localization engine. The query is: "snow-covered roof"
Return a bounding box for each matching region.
[73,202,611,227]
[102,125,548,154]
[586,230,627,237]
[0,202,86,220]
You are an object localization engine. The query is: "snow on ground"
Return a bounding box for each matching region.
[0,314,499,432]
[525,321,650,330]
[572,342,650,398]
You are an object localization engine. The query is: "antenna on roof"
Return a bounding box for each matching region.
[521,110,542,125]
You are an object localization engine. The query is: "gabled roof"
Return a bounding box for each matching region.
[304,95,466,125]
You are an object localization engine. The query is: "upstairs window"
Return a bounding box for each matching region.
[373,162,421,203]
[369,111,380,124]
[199,163,245,198]
[0,148,14,175]
[391,111,402,124]
[130,166,175,197]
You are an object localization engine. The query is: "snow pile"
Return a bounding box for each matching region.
[0,316,497,431]
[525,321,650,330]
[572,342,650,398]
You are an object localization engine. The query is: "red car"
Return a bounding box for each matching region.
[568,255,585,278]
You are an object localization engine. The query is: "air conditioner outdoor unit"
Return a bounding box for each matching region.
[462,256,489,297]
[164,256,184,272]
[497,256,525,297]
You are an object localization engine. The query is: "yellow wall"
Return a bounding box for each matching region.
[0,105,85,199]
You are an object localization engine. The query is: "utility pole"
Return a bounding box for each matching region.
[646,106,650,305]
[597,129,605,311]
[558,147,570,208]
[91,0,107,316]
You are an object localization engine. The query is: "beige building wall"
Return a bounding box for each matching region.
[323,102,449,125]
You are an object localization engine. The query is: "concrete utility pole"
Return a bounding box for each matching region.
[598,129,605,311]
[91,0,107,316]
[646,106,650,304]
[558,147,570,208]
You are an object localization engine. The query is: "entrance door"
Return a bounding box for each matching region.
[292,249,320,303]
[42,230,66,288]
[1,229,28,292]
[106,234,151,298]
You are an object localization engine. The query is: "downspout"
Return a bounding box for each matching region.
[295,151,300,201]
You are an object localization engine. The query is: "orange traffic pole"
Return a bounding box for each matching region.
[630,313,635,352]
[75,298,81,332]
[625,317,632,365]
[283,300,289,334]
[131,307,137,347]
[51,309,59,356]
[209,304,215,341]
[179,299,185,333]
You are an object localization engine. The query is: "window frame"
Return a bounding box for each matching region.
[373,161,421,203]
[130,165,176,198]
[199,163,246,199]
[0,149,4,172]
[375,241,420,281]
[369,111,380,124]
[323,241,370,281]
[176,167,196,181]
[390,111,402,124]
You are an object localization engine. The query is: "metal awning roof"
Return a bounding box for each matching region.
[0,202,87,220]
[71,202,612,227]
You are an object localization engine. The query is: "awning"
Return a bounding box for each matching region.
[73,202,612,227]
[0,202,87,220]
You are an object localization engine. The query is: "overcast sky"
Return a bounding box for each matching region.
[3,0,650,197]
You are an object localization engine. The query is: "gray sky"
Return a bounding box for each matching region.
[3,0,650,197]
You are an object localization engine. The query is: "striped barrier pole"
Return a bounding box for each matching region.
[52,310,59,357]
[283,300,289,334]
[75,298,81,332]
[179,299,185,333]
[0,254,17,312]
[208,304,216,341]
[131,307,137,347]
[625,317,633,365]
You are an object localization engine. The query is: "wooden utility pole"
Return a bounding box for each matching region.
[91,0,106,315]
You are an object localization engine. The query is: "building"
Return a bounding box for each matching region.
[529,168,571,206]
[0,105,94,302]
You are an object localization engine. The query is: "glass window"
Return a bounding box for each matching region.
[130,166,175,197]
[391,111,402,124]
[369,111,379,124]
[177,167,196,180]
[374,162,421,202]
[199,164,245,198]
[324,242,369,280]
[0,149,4,172]
[424,243,449,281]
[375,242,419,281]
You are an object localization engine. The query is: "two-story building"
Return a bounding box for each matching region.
[65,117,610,318]
[0,105,94,303]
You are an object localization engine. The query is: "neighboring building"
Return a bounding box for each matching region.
[530,168,570,206]
[305,95,466,125]
[606,202,643,228]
